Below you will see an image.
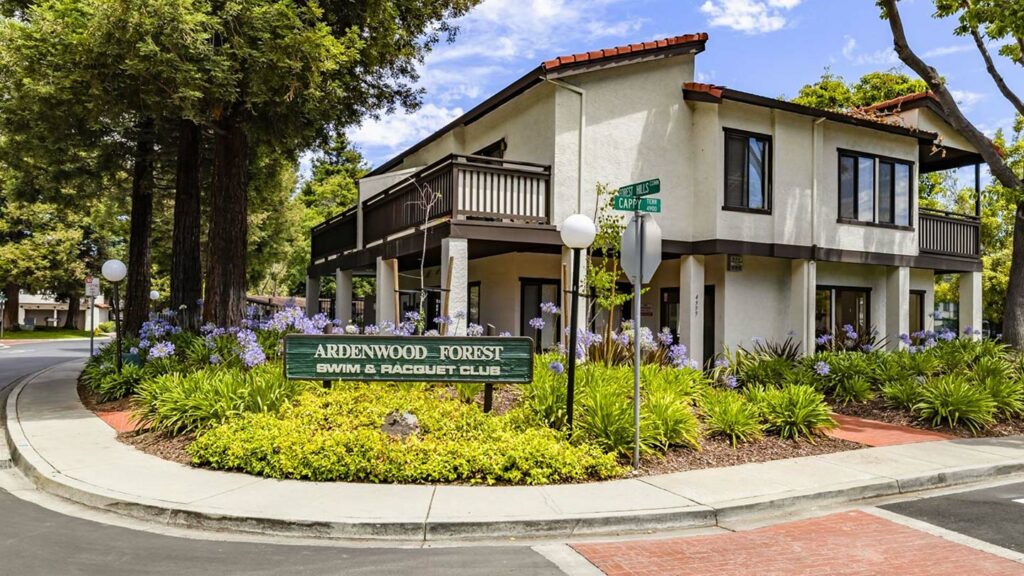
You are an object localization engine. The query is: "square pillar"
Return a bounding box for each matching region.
[678,255,705,363]
[305,276,321,317]
[561,246,588,338]
[789,260,817,355]
[959,271,983,338]
[441,238,469,335]
[335,269,353,325]
[886,266,910,350]
[375,257,398,326]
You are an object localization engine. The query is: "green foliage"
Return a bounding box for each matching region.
[643,386,701,452]
[575,367,636,456]
[189,385,624,485]
[881,379,923,411]
[82,362,144,402]
[833,375,875,406]
[791,69,927,111]
[983,378,1024,419]
[699,389,763,447]
[738,355,793,388]
[454,382,484,404]
[758,385,837,442]
[913,375,996,434]
[97,320,116,333]
[133,364,310,434]
[521,355,568,429]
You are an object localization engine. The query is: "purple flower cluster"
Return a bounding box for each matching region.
[539,302,560,316]
[148,341,176,359]
[236,329,265,368]
[548,361,564,374]
[528,317,545,331]
[814,361,830,376]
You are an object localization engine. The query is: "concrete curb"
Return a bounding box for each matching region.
[5,360,1024,542]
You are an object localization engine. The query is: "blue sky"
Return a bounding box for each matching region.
[346,0,1023,169]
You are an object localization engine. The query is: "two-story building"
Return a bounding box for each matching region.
[307,32,984,362]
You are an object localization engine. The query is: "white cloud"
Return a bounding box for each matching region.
[841,35,900,66]
[950,89,984,111]
[348,104,464,150]
[699,0,804,34]
[695,70,717,83]
[923,44,973,58]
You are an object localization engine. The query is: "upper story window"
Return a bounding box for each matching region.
[839,151,913,228]
[724,129,771,213]
[473,139,506,159]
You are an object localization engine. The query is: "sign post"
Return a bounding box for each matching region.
[616,179,663,469]
[0,293,6,340]
[85,276,100,356]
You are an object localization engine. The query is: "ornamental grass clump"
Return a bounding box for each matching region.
[913,375,996,434]
[133,363,310,435]
[757,385,837,442]
[189,384,623,485]
[698,389,763,447]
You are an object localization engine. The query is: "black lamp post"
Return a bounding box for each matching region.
[102,259,127,373]
[559,214,596,432]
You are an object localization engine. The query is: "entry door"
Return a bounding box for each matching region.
[703,285,716,366]
[521,279,561,351]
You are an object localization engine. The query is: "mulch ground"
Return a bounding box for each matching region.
[833,396,1024,439]
[636,435,861,476]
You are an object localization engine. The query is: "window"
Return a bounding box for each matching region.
[910,290,925,335]
[838,151,913,227]
[467,282,481,327]
[472,139,506,159]
[724,129,771,211]
[660,288,680,340]
[816,286,870,336]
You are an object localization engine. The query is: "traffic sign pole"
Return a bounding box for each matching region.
[89,296,95,356]
[633,213,643,470]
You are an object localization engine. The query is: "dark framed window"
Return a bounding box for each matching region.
[724,128,771,212]
[472,138,506,159]
[838,150,913,228]
[467,281,481,326]
[815,286,871,336]
[660,288,680,340]
[910,290,925,335]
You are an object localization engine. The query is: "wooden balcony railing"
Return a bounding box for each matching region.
[919,208,980,258]
[310,155,551,263]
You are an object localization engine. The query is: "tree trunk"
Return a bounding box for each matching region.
[3,283,18,331]
[63,295,81,329]
[123,118,156,337]
[204,105,249,327]
[1004,205,1024,346]
[171,118,204,332]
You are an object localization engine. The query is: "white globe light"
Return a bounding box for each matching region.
[560,214,597,249]
[149,290,160,300]
[101,259,127,283]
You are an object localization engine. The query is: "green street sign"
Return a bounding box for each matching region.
[617,178,660,198]
[284,335,534,383]
[613,196,661,213]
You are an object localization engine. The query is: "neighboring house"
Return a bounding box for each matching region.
[16,292,111,330]
[307,33,983,361]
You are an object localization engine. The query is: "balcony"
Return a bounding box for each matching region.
[918,208,980,259]
[311,154,551,264]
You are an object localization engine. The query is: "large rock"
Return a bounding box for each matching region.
[381,411,420,439]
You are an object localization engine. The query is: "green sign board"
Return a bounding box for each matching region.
[617,178,660,198]
[284,335,535,383]
[613,196,661,213]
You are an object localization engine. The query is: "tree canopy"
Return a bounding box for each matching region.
[791,69,929,110]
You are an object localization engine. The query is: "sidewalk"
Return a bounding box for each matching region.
[5,359,1024,542]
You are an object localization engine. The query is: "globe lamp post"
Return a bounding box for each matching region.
[101,259,127,373]
[559,214,596,432]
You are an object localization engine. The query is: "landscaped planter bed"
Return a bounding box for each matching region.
[78,311,1024,486]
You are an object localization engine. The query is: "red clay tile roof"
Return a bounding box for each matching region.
[682,82,725,99]
[543,33,708,71]
[864,91,939,111]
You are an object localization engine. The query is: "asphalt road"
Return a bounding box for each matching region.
[883,480,1024,554]
[0,339,566,576]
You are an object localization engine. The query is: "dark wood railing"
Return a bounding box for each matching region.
[310,155,551,263]
[919,208,980,258]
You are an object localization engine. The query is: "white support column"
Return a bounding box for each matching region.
[305,276,321,317]
[561,246,588,337]
[678,255,705,363]
[959,271,983,338]
[789,260,817,355]
[375,257,397,326]
[886,266,910,350]
[442,238,469,335]
[335,268,353,325]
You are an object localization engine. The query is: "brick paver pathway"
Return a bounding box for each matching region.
[826,414,954,447]
[95,410,141,434]
[573,510,1024,576]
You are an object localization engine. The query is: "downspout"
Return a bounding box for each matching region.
[544,78,586,212]
[809,116,826,354]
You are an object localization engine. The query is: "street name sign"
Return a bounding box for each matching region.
[284,335,534,383]
[617,178,660,198]
[613,196,661,213]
